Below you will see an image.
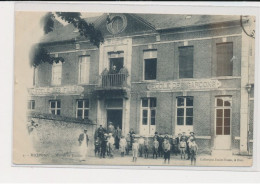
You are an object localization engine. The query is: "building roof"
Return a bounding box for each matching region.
[40,13,240,44]
[135,14,239,30]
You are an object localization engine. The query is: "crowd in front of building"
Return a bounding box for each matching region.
[79,122,198,165]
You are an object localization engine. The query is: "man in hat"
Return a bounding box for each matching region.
[186,132,196,160]
[78,129,89,161]
[95,125,106,141]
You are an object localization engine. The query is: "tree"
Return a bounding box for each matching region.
[30,12,104,68]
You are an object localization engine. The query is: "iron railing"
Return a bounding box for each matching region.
[100,73,128,88]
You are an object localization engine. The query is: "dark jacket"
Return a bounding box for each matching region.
[78,133,89,146]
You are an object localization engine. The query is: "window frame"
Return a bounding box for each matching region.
[49,100,61,115]
[28,100,35,111]
[178,46,194,79]
[176,96,194,127]
[216,42,234,77]
[78,55,90,84]
[76,99,90,119]
[143,49,157,81]
[51,61,62,86]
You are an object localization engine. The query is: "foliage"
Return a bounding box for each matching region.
[31,12,104,68]
[30,44,65,68]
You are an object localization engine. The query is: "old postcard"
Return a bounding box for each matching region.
[13,8,256,167]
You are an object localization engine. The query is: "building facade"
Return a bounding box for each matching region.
[28,13,255,155]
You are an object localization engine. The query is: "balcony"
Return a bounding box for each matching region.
[100,73,128,89]
[95,70,130,99]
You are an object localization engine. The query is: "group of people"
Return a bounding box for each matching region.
[93,123,127,159]
[79,123,198,165]
[131,131,198,165]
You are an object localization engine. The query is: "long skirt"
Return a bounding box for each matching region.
[80,142,88,159]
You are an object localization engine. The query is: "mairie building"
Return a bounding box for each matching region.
[28,13,255,155]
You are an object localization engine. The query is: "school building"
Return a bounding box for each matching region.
[28,13,255,155]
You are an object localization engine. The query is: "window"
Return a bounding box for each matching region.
[51,61,62,85]
[144,50,157,80]
[176,96,193,126]
[76,99,90,119]
[78,56,90,84]
[216,42,233,76]
[28,100,35,110]
[141,98,156,135]
[49,100,61,115]
[179,46,194,78]
[215,96,231,135]
[33,68,38,86]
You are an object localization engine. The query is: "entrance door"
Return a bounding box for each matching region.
[107,110,123,130]
[214,97,232,150]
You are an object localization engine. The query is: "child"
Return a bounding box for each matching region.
[163,139,171,164]
[138,136,145,157]
[153,139,159,159]
[94,137,101,157]
[119,136,127,157]
[179,137,187,159]
[107,133,115,158]
[132,139,139,162]
[144,137,149,159]
[189,138,198,165]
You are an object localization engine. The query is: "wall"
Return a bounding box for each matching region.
[30,118,96,163]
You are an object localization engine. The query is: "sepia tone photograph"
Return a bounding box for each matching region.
[13,10,256,167]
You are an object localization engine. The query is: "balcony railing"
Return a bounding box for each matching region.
[100,73,128,88]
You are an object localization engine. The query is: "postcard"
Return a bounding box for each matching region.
[13,8,256,167]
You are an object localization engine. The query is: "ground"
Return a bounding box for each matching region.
[30,149,253,167]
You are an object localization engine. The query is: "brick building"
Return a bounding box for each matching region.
[28,13,255,155]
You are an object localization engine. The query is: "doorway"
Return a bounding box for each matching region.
[109,58,124,73]
[214,96,232,150]
[107,109,123,130]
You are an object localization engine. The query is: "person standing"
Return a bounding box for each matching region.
[144,136,149,158]
[138,136,145,157]
[163,138,171,164]
[119,136,127,157]
[132,139,139,162]
[126,133,131,155]
[78,129,89,161]
[158,134,164,157]
[153,138,159,159]
[100,134,108,158]
[179,136,187,159]
[107,122,115,134]
[114,125,122,149]
[176,133,182,155]
[107,133,115,158]
[95,125,106,141]
[129,128,135,151]
[189,138,198,165]
[186,132,196,160]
